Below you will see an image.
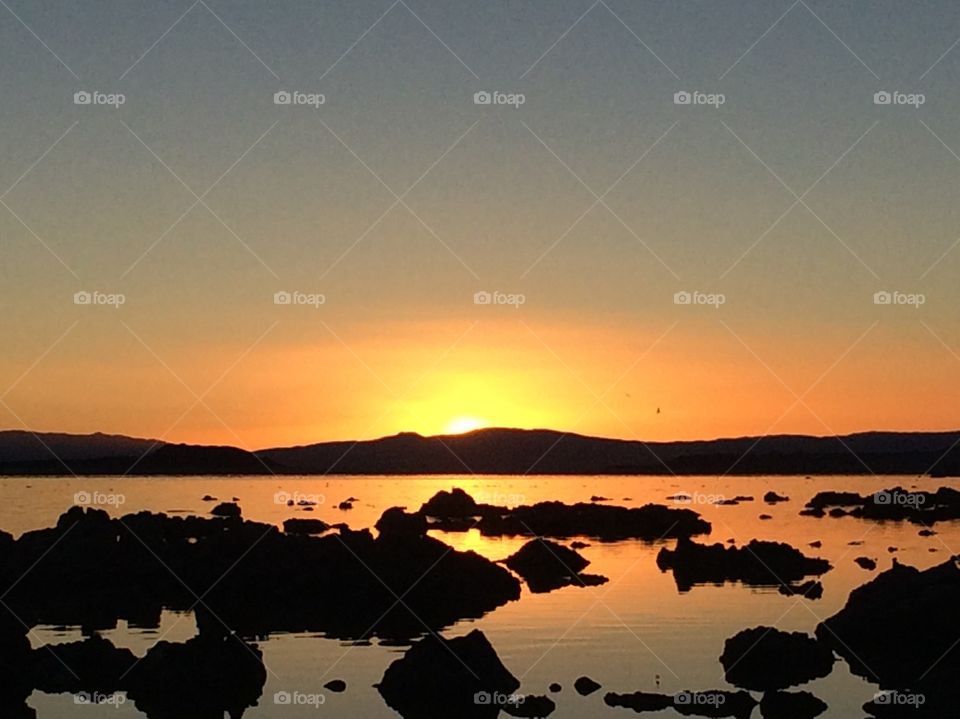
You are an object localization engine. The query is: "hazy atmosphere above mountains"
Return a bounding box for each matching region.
[2,1,960,447]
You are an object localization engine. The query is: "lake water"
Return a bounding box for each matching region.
[3,474,957,718]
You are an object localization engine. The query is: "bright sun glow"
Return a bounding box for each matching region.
[444,416,488,435]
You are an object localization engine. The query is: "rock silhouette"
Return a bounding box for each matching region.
[605,689,756,718]
[817,558,960,717]
[759,690,827,718]
[377,629,520,719]
[720,627,835,691]
[0,505,520,642]
[656,538,831,591]
[420,489,711,541]
[804,486,960,524]
[503,539,607,593]
[574,676,602,696]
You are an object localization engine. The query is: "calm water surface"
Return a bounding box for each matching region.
[3,475,957,718]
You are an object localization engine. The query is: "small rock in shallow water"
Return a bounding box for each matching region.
[574,676,601,696]
[854,557,877,570]
[548,683,561,693]
[323,679,346,693]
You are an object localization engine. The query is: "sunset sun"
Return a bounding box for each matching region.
[444,416,488,435]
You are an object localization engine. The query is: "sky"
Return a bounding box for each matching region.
[2,0,960,448]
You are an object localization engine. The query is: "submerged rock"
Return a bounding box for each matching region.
[656,537,831,592]
[377,630,520,719]
[720,627,834,691]
[503,694,556,717]
[503,540,607,593]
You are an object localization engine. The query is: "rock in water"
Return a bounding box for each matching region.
[657,538,831,591]
[503,694,556,717]
[817,559,960,717]
[504,539,607,593]
[759,690,827,718]
[605,689,756,718]
[377,630,520,719]
[574,676,602,696]
[720,627,834,691]
[210,502,241,519]
[323,679,346,693]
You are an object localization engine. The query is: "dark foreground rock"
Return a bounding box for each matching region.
[419,489,711,541]
[377,630,520,719]
[503,540,607,593]
[281,518,330,535]
[656,538,831,592]
[759,690,827,718]
[605,689,756,718]
[1,629,266,719]
[0,506,520,642]
[720,627,834,690]
[817,558,960,717]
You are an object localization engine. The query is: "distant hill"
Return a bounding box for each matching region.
[1,427,958,476]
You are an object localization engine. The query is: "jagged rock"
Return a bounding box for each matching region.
[503,540,607,593]
[720,627,834,691]
[657,538,831,591]
[377,630,519,719]
[420,489,710,541]
[817,559,960,717]
[282,518,330,535]
[375,508,427,539]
